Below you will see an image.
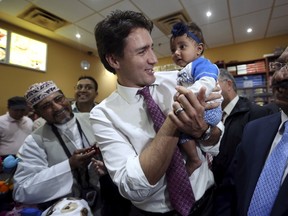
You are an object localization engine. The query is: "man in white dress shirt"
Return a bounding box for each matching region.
[0,96,33,158]
[90,10,223,216]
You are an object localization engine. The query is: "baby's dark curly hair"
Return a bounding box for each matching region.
[170,22,206,54]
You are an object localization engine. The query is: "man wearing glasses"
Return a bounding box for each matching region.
[12,81,101,213]
[32,76,99,130]
[270,59,288,74]
[216,47,288,215]
[212,68,275,185]
[72,76,99,113]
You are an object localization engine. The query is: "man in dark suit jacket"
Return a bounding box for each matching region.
[215,46,288,215]
[212,69,276,185]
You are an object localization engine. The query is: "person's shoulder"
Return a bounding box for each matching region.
[193,57,219,74]
[193,56,213,65]
[263,102,280,114]
[0,112,9,118]
[74,112,89,119]
[0,113,7,120]
[155,70,178,77]
[23,116,34,128]
[248,101,274,114]
[246,111,280,128]
[155,70,178,83]
[245,101,276,119]
[0,114,7,129]
[23,115,33,122]
[93,90,119,109]
[32,117,47,131]
[238,97,256,108]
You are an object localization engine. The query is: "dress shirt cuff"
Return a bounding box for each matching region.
[198,121,223,156]
[126,155,159,188]
[121,155,160,201]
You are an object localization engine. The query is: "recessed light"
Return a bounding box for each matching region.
[76,33,81,39]
[206,11,212,17]
[247,28,253,33]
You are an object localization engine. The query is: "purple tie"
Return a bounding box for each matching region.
[137,86,195,216]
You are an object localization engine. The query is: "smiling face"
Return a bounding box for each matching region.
[106,28,158,88]
[35,91,73,124]
[74,78,98,104]
[170,34,203,68]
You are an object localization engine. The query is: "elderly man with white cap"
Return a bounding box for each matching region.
[12,81,101,213]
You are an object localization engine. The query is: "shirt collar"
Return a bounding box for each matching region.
[54,116,76,132]
[71,102,80,113]
[116,80,160,104]
[279,111,288,133]
[223,95,239,116]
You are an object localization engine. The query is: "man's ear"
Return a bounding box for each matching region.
[226,79,234,90]
[105,54,120,70]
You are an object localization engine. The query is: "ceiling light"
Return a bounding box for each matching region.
[247,28,253,33]
[206,11,212,17]
[76,33,81,39]
[81,60,90,70]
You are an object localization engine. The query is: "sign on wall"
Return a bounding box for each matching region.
[0,27,47,72]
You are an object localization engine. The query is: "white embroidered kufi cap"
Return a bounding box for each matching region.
[41,197,93,216]
[25,81,60,107]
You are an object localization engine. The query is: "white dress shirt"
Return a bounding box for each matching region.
[90,71,223,213]
[13,134,73,203]
[13,117,88,204]
[0,113,33,155]
[222,95,239,123]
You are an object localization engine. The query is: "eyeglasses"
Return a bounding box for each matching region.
[74,84,95,91]
[37,94,66,111]
[218,78,229,83]
[269,61,288,71]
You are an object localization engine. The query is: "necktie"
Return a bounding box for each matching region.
[248,121,288,216]
[137,86,194,216]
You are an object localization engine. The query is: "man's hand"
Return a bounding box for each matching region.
[91,158,107,176]
[169,86,208,138]
[69,148,96,170]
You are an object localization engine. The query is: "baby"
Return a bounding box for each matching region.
[170,22,223,175]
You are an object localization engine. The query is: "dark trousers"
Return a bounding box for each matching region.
[130,186,215,216]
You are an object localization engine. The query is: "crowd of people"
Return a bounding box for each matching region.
[0,9,287,216]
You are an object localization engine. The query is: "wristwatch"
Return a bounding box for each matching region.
[198,124,212,141]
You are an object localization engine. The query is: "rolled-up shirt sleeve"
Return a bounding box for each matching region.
[89,71,217,212]
[90,104,162,202]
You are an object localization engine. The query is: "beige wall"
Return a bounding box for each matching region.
[157,34,288,66]
[0,20,287,115]
[0,21,117,115]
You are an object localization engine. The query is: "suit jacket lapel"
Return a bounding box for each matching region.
[244,113,281,211]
